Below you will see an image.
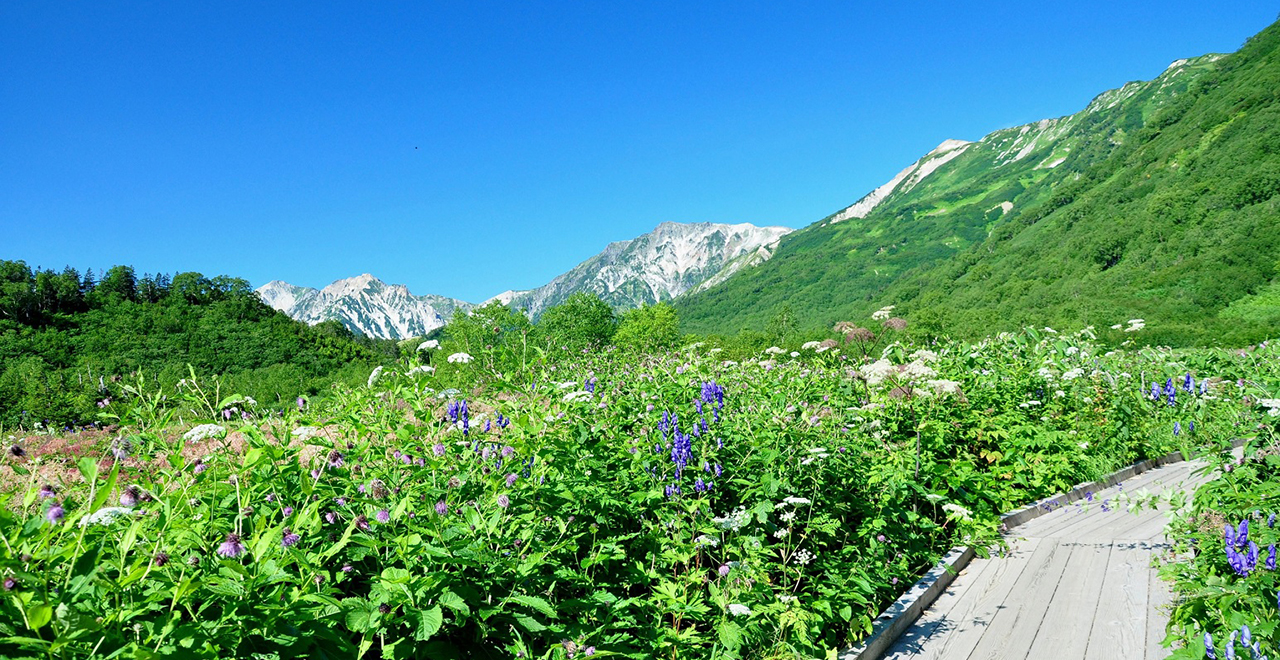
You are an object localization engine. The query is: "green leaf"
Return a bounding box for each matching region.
[508,594,557,618]
[512,613,546,632]
[414,605,443,641]
[76,456,99,484]
[717,620,742,650]
[26,604,52,630]
[436,589,470,617]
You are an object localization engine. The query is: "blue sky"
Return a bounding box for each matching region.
[2,2,1276,302]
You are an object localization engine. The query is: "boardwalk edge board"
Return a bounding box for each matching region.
[836,438,1247,660]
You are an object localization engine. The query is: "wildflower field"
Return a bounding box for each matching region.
[0,324,1276,659]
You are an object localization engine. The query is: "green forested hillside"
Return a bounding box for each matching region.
[678,20,1280,346]
[0,261,396,427]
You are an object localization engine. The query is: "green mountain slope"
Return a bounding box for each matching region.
[678,20,1280,345]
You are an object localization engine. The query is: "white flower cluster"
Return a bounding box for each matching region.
[764,346,785,355]
[563,390,593,403]
[871,305,896,321]
[727,604,752,617]
[416,339,440,351]
[1062,368,1085,380]
[910,349,938,363]
[183,424,226,443]
[1257,398,1280,417]
[693,534,720,547]
[290,426,320,439]
[367,365,385,388]
[801,341,822,351]
[78,506,136,527]
[447,352,474,364]
[1111,319,1146,332]
[941,502,973,521]
[793,549,815,565]
[860,359,896,386]
[406,365,435,376]
[712,506,751,532]
[926,379,963,396]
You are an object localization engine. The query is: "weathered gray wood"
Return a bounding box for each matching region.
[1146,556,1174,660]
[881,554,1001,658]
[1023,541,1114,660]
[966,537,1072,660]
[1083,543,1151,660]
[883,538,1041,660]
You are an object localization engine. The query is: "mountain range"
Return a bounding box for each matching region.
[257,222,791,339]
[262,19,1280,345]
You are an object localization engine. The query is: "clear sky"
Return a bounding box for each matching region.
[3,2,1276,302]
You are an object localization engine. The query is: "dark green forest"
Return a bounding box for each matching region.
[0,261,396,429]
[677,19,1280,346]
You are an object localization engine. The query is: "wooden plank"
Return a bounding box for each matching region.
[966,538,1072,660]
[1146,564,1174,660]
[1024,541,1114,660]
[882,553,1002,658]
[884,538,1042,660]
[1084,543,1151,660]
[1073,506,1168,543]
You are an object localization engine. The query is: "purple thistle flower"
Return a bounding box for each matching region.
[336,497,347,506]
[433,443,446,457]
[296,396,306,410]
[435,500,448,516]
[265,493,275,503]
[718,564,730,577]
[327,450,344,469]
[497,494,510,509]
[375,509,390,523]
[120,485,141,508]
[501,445,514,458]
[283,506,294,517]
[506,473,518,487]
[310,468,322,479]
[282,528,301,548]
[324,511,338,524]
[584,647,595,656]
[355,515,370,531]
[217,533,245,558]
[341,564,353,573]
[153,552,170,567]
[3,577,16,591]
[38,484,55,498]
[46,502,65,525]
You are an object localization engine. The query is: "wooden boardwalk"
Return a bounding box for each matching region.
[883,458,1211,660]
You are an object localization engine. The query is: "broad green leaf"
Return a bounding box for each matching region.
[414,605,443,641]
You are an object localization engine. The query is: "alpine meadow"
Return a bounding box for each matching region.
[2,8,1279,660]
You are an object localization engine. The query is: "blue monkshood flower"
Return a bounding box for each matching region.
[496,413,510,429]
[1206,632,1217,659]
[691,423,700,438]
[1167,387,1176,407]
[714,464,723,478]
[659,411,670,438]
[484,420,491,433]
[1174,422,1181,436]
[1200,381,1209,395]
[447,400,460,422]
[701,417,708,434]
[700,381,725,409]
[1150,382,1161,400]
[1184,373,1194,393]
[694,477,708,493]
[584,377,596,393]
[1238,519,1250,547]
[1165,377,1175,397]
[461,400,470,435]
[1189,421,1196,433]
[1269,512,1276,528]
[695,399,703,415]
[703,461,711,473]
[1226,523,1236,548]
[716,437,723,449]
[1267,544,1276,571]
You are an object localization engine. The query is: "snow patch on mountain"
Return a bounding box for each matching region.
[256,275,473,340]
[830,140,971,223]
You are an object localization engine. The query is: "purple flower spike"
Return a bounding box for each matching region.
[1267,544,1276,571]
[1205,632,1216,659]
[217,533,245,559]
